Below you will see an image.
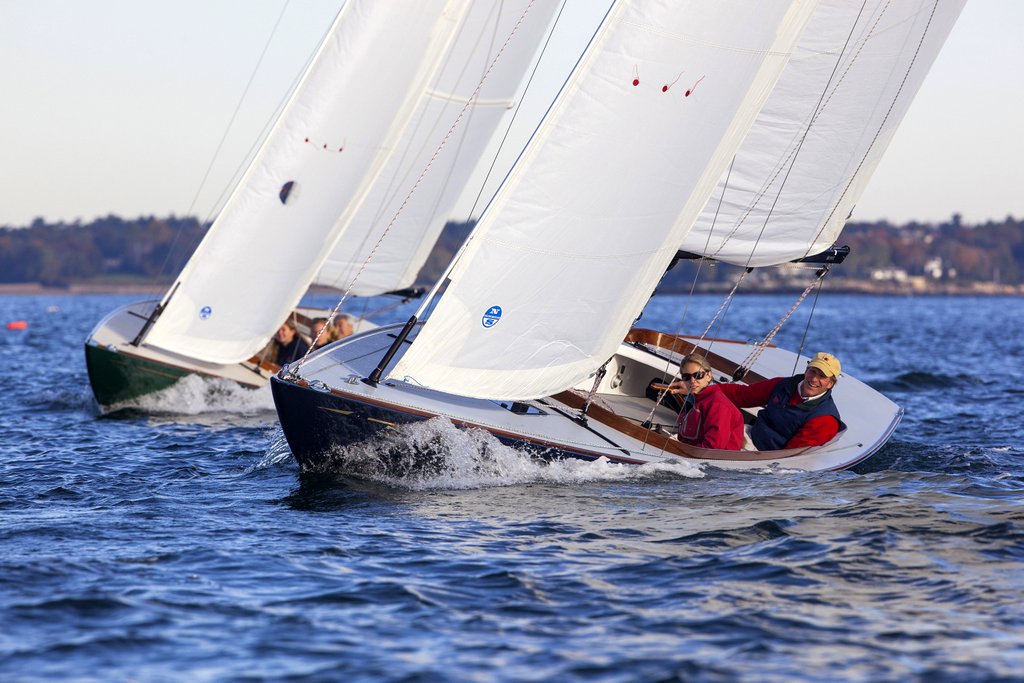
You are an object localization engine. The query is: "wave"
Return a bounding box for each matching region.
[289,417,705,491]
[23,386,100,414]
[106,375,276,418]
[854,440,1024,483]
[871,371,984,392]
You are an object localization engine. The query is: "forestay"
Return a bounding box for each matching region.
[681,0,965,267]
[391,0,818,401]
[145,0,557,365]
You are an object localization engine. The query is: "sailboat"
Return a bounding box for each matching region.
[84,0,562,409]
[270,0,965,472]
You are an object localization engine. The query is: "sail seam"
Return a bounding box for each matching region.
[424,89,516,107]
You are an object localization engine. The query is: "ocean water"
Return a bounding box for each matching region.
[1,292,1023,682]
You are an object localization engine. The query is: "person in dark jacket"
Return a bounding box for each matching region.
[666,354,744,450]
[310,317,333,349]
[274,318,309,366]
[718,352,844,450]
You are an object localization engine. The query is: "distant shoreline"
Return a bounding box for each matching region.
[0,283,167,295]
[657,280,1024,296]
[2,280,1022,297]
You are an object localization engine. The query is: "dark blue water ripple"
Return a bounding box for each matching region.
[2,294,1024,681]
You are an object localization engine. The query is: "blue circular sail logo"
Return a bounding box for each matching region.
[199,306,213,320]
[481,305,502,329]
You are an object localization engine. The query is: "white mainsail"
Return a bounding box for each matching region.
[681,0,965,267]
[391,0,818,401]
[312,1,564,297]
[145,0,559,365]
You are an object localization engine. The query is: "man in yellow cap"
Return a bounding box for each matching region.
[718,352,844,450]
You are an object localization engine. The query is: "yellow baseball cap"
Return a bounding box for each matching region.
[807,352,841,378]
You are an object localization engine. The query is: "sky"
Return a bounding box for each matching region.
[1,0,1021,229]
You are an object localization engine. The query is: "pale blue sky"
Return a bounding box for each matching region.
[1,1,1021,228]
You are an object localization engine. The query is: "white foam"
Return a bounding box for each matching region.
[110,374,276,416]
[316,417,705,490]
[249,432,297,472]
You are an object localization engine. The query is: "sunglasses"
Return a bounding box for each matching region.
[678,370,708,382]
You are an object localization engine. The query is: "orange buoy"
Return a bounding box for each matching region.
[6,320,28,330]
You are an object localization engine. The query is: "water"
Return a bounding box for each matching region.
[2,293,1023,681]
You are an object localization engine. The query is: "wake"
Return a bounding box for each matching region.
[286,417,705,490]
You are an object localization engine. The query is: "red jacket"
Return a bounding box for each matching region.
[676,384,744,450]
[717,377,840,449]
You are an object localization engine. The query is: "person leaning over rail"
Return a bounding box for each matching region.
[719,352,845,450]
[665,354,744,450]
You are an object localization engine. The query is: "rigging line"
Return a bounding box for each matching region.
[642,154,737,443]
[640,2,872,416]
[462,0,573,222]
[791,272,826,376]
[692,3,871,379]
[410,0,617,328]
[157,0,296,283]
[805,0,941,257]
[201,5,341,230]
[674,154,736,342]
[640,270,749,447]
[641,272,749,444]
[740,267,826,373]
[318,1,507,292]
[728,0,870,271]
[579,362,608,421]
[298,0,541,363]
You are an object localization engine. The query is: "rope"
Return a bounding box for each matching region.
[791,272,826,376]
[806,0,941,257]
[462,0,571,222]
[160,1,300,281]
[739,268,827,375]
[705,0,869,263]
[579,362,608,421]
[644,0,874,405]
[298,0,540,364]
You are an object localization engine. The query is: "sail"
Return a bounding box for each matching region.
[145,0,557,365]
[681,0,965,267]
[391,0,818,401]
[312,2,561,297]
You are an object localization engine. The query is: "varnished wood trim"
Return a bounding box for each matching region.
[551,390,810,462]
[625,328,769,385]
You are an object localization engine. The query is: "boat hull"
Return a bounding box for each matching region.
[271,374,618,471]
[84,300,361,410]
[271,325,903,473]
[271,374,424,470]
[84,340,193,406]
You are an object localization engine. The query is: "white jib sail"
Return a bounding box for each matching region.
[146,1,480,365]
[681,0,965,267]
[313,1,562,297]
[391,0,818,401]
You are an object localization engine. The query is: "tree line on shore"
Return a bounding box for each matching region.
[1,213,1020,290]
